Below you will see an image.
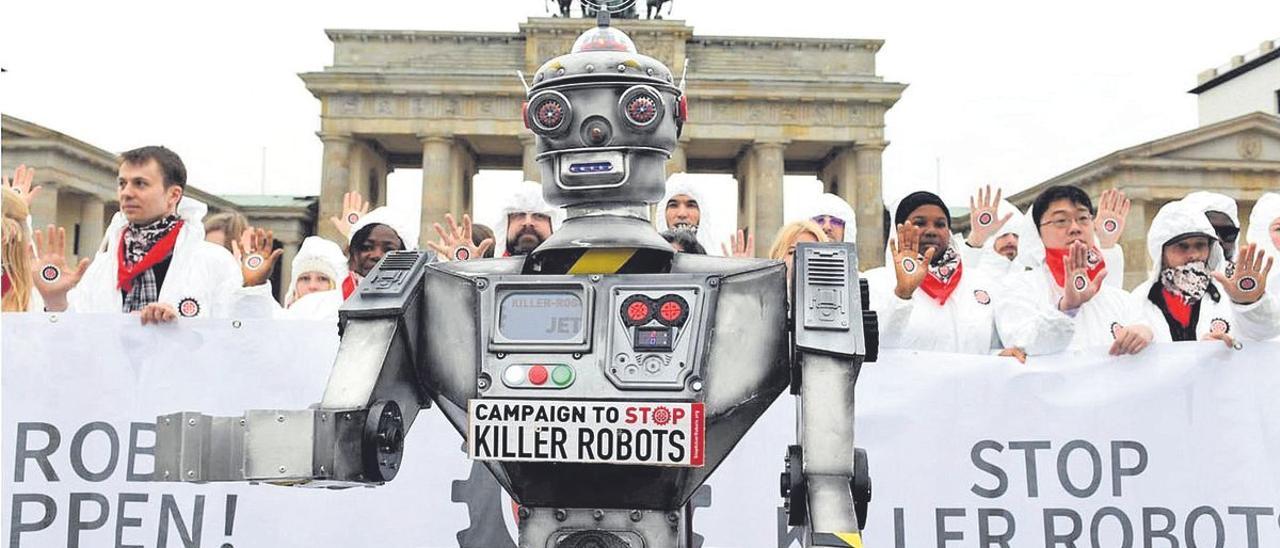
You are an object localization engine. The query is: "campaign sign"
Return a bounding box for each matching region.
[468,399,705,467]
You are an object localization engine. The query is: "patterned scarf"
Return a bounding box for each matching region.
[919,245,964,305]
[119,215,181,313]
[1160,260,1212,305]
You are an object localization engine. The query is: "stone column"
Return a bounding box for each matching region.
[1121,198,1153,290]
[28,181,59,235]
[78,195,106,260]
[750,140,787,258]
[420,134,458,250]
[666,140,688,178]
[734,148,756,245]
[853,141,887,269]
[519,133,540,183]
[317,132,354,244]
[277,241,299,303]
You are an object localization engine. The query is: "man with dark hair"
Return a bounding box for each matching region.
[861,190,1015,356]
[32,146,276,322]
[994,185,1153,356]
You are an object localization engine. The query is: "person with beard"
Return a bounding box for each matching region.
[807,193,856,244]
[492,181,562,258]
[660,229,706,254]
[862,191,1018,357]
[1180,191,1241,273]
[1129,200,1277,347]
[32,146,275,322]
[994,186,1153,356]
[341,206,418,298]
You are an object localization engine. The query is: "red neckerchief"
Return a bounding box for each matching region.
[1161,288,1193,328]
[918,259,964,305]
[116,220,184,292]
[342,272,359,300]
[2,270,10,297]
[1044,246,1106,288]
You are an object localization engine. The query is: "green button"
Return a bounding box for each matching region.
[551,365,574,386]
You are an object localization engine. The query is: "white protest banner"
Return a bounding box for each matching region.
[5,313,1279,547]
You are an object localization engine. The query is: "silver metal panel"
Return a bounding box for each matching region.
[243,409,317,481]
[319,319,399,409]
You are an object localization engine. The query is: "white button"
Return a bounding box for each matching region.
[503,366,526,386]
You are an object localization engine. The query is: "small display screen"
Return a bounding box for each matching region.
[497,291,585,342]
[634,327,674,351]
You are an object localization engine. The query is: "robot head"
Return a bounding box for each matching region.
[525,17,685,208]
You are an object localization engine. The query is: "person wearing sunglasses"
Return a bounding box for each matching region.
[1181,191,1241,274]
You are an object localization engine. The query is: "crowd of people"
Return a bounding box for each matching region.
[3,145,1278,360]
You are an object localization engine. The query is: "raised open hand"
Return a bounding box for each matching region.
[427,213,493,261]
[721,229,755,258]
[1058,241,1106,311]
[5,164,43,207]
[328,191,370,239]
[965,185,1013,248]
[31,225,90,310]
[1094,189,1130,249]
[233,227,284,287]
[891,223,936,300]
[1213,243,1272,304]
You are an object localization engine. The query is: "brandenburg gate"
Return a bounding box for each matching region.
[303,17,905,264]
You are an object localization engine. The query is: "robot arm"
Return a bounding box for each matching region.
[780,242,878,547]
[154,251,436,486]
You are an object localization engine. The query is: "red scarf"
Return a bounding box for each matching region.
[1161,289,1193,328]
[2,270,10,297]
[116,220,184,292]
[1044,246,1106,288]
[919,258,964,305]
[342,272,359,300]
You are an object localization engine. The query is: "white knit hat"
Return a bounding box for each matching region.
[286,236,349,306]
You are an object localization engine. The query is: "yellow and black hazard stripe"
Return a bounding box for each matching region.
[810,531,864,548]
[524,247,672,275]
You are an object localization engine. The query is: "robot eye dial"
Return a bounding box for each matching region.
[527,90,572,135]
[618,85,664,131]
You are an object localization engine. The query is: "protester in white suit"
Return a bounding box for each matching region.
[1129,200,1278,347]
[33,147,274,323]
[657,174,720,255]
[862,191,1016,356]
[994,185,1153,356]
[281,236,349,321]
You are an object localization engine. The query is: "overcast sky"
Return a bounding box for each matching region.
[3,0,1278,245]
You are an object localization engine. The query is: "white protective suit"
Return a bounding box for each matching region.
[656,174,721,255]
[1180,191,1240,271]
[805,193,858,243]
[493,181,564,257]
[1129,200,1280,343]
[993,217,1146,355]
[862,239,1004,354]
[1246,192,1280,290]
[65,197,273,317]
[280,236,349,322]
[349,206,419,251]
[964,199,1027,278]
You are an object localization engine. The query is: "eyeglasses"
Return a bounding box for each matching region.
[811,215,846,228]
[1039,214,1093,230]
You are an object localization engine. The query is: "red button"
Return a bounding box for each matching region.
[659,301,683,322]
[528,365,548,385]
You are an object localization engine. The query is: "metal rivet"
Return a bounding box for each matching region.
[320,465,327,474]
[186,470,195,478]
[239,419,246,426]
[573,353,583,360]
[519,506,532,519]
[556,67,565,76]
[231,320,242,328]
[586,64,595,73]
[708,278,719,287]
[476,278,489,290]
[630,510,643,522]
[49,314,58,323]
[187,418,197,427]
[592,509,605,520]
[691,378,704,392]
[277,415,285,423]
[555,509,568,521]
[163,470,170,478]
[617,64,626,72]
[646,68,654,76]
[666,512,680,525]
[478,375,491,390]
[163,417,171,424]
[278,466,287,474]
[535,73,544,82]
[590,274,602,282]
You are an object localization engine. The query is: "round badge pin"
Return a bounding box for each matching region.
[1072,274,1088,292]
[901,257,917,274]
[974,289,991,305]
[977,212,994,227]
[39,264,61,283]
[347,212,360,225]
[453,246,471,261]
[244,254,265,270]
[1102,218,1119,234]
[1210,318,1230,335]
[177,297,201,318]
[1238,276,1258,293]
